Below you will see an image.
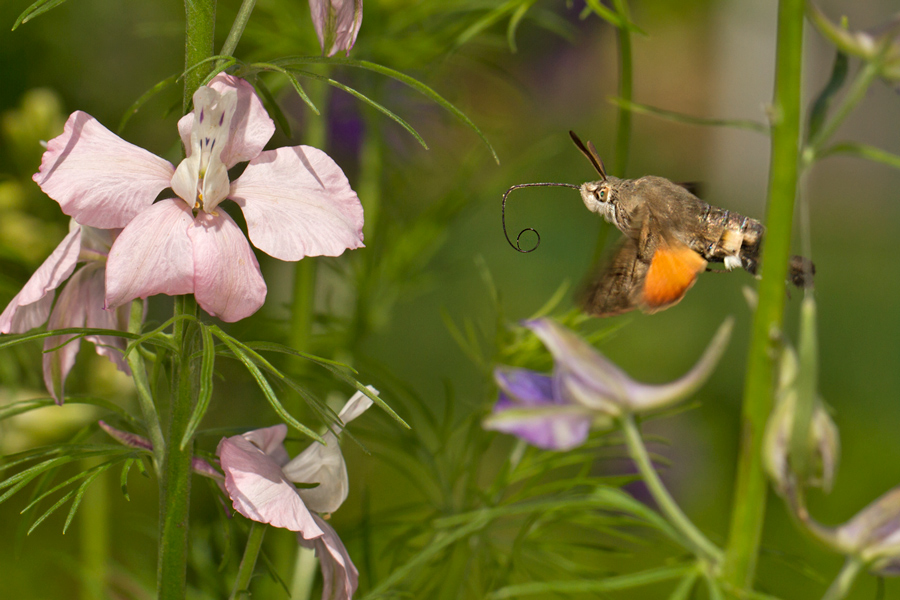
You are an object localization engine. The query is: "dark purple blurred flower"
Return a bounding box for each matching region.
[484,318,732,451]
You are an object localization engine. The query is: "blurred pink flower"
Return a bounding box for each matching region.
[217,389,375,600]
[34,74,364,322]
[310,0,363,56]
[0,223,131,403]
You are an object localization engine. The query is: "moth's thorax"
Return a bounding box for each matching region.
[580,177,622,225]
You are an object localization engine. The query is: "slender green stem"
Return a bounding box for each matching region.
[79,457,109,600]
[220,0,257,59]
[612,0,633,176]
[230,521,267,600]
[183,0,217,112]
[803,61,880,167]
[127,300,165,467]
[620,415,722,564]
[290,546,320,600]
[822,557,864,600]
[723,0,805,589]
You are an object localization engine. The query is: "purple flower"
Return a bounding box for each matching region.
[484,318,732,450]
[33,74,364,323]
[0,223,131,403]
[309,0,363,57]
[217,389,375,600]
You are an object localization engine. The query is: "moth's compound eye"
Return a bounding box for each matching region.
[597,188,607,201]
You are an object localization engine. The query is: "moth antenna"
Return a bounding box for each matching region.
[569,131,607,180]
[502,182,580,253]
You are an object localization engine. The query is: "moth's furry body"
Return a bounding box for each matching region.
[581,175,764,276]
[568,132,812,316]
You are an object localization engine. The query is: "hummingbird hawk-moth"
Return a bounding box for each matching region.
[501,131,814,317]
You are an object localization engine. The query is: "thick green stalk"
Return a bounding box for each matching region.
[183,0,217,112]
[157,300,199,599]
[621,415,722,564]
[230,522,267,600]
[722,0,805,588]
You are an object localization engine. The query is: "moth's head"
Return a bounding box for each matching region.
[569,130,618,221]
[580,179,617,223]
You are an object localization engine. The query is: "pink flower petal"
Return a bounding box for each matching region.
[34,112,175,229]
[231,146,364,261]
[217,434,325,539]
[283,390,373,514]
[309,0,363,57]
[43,263,130,403]
[188,210,267,322]
[299,515,359,600]
[241,423,291,467]
[105,199,195,308]
[0,227,81,334]
[177,75,274,168]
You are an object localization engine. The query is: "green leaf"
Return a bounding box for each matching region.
[362,516,490,600]
[248,63,319,116]
[181,323,216,450]
[609,97,769,134]
[817,141,900,169]
[271,57,499,163]
[27,487,77,535]
[119,458,136,501]
[254,77,294,137]
[118,73,180,134]
[12,0,67,30]
[210,327,321,442]
[293,69,429,150]
[489,565,692,598]
[667,568,700,600]
[507,0,539,52]
[806,51,849,143]
[582,0,647,35]
[62,464,110,533]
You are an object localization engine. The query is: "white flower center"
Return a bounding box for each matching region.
[170,86,237,213]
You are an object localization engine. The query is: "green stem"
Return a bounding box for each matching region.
[126,300,165,468]
[822,557,864,600]
[620,415,722,564]
[79,457,109,600]
[612,0,633,176]
[723,0,805,589]
[290,546,320,600]
[803,61,880,168]
[183,0,217,112]
[230,521,267,600]
[220,0,257,59]
[157,298,200,599]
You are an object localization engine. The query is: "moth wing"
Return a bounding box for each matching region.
[640,236,708,313]
[580,237,650,317]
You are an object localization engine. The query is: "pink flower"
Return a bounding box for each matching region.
[34,74,365,323]
[217,389,375,600]
[309,0,363,57]
[0,223,131,403]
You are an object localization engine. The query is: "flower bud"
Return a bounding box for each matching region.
[763,348,840,498]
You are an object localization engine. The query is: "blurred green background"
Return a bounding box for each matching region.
[2,0,900,598]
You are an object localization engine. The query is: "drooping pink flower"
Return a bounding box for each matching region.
[0,223,131,403]
[309,0,363,57]
[33,74,365,323]
[217,389,375,600]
